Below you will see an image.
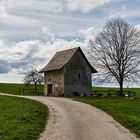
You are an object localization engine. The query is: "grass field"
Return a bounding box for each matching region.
[0,95,48,140]
[73,97,140,138]
[0,83,44,96]
[0,83,140,97]
[0,83,140,138]
[93,86,140,98]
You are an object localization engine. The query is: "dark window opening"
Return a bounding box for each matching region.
[47,84,53,96]
[78,73,81,80]
[72,92,80,96]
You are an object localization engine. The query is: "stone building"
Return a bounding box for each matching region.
[40,47,97,96]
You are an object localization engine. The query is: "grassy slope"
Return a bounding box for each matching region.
[0,95,48,140]
[0,83,140,97]
[73,97,140,138]
[93,86,140,97]
[0,83,44,96]
[0,83,140,138]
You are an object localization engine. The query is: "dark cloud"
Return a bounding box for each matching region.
[0,60,11,73]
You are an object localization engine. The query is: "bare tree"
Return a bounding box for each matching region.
[24,69,43,94]
[89,18,140,94]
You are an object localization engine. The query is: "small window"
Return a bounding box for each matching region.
[78,73,81,80]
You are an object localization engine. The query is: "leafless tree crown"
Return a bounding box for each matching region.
[89,18,140,88]
[24,69,43,85]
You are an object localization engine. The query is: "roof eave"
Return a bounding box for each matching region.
[91,69,98,73]
[39,67,64,73]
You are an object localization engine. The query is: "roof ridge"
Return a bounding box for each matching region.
[39,47,80,72]
[56,47,80,53]
[40,47,97,73]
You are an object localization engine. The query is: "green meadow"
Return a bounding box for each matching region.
[0,83,140,138]
[0,95,48,140]
[92,86,140,98]
[0,83,140,97]
[72,97,140,138]
[0,83,44,96]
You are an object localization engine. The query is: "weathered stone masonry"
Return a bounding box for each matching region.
[40,47,97,96]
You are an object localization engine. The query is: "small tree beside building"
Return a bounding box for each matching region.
[24,69,43,95]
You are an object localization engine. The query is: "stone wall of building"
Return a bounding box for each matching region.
[44,69,64,96]
[64,50,92,96]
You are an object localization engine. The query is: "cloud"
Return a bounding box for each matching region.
[1,0,116,14]
[0,73,24,83]
[108,10,140,19]
[79,27,95,39]
[0,0,139,86]
[0,37,85,82]
[66,0,115,13]
[0,60,11,73]
[0,4,7,18]
[0,1,103,41]
[0,0,119,42]
[135,24,140,30]
[0,28,86,83]
[106,5,140,19]
[0,30,139,87]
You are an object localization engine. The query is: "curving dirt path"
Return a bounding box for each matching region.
[0,93,139,140]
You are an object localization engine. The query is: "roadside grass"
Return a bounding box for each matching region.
[0,83,44,96]
[92,86,140,98]
[0,95,48,140]
[0,83,140,138]
[0,83,140,97]
[72,96,140,138]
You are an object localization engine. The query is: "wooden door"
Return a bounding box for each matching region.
[47,84,53,96]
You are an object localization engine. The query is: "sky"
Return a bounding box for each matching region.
[0,0,140,86]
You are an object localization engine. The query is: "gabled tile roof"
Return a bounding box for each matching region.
[40,47,97,73]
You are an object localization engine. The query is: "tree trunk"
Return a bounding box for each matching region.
[35,82,37,95]
[119,80,123,96]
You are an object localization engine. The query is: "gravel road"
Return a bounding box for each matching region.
[0,94,139,140]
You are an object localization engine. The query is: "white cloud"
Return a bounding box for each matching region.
[66,0,115,13]
[0,12,41,28]
[1,0,115,14]
[79,27,95,39]
[41,27,56,43]
[0,30,139,87]
[0,0,139,86]
[0,73,24,83]
[0,40,30,63]
[0,0,65,16]
[0,28,86,83]
[0,37,85,82]
[135,24,140,30]
[0,4,7,18]
[1,0,30,9]
[0,0,110,42]
[107,7,140,18]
